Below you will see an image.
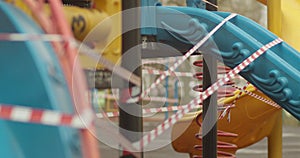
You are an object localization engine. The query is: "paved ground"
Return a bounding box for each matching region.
[98,123,300,158]
[236,126,300,158]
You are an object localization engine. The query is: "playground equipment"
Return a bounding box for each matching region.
[139,2,300,120]
[5,0,121,69]
[171,1,300,157]
[0,2,83,158]
[258,0,300,50]
[172,85,282,157]
[1,0,300,158]
[0,1,100,158]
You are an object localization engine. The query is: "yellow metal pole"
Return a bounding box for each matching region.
[267,0,282,36]
[267,1,282,158]
[268,111,282,158]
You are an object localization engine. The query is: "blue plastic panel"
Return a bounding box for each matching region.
[0,2,81,158]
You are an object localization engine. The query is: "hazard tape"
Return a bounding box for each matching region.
[97,93,179,104]
[96,104,232,118]
[218,84,246,120]
[127,13,238,104]
[0,33,66,42]
[142,57,180,64]
[219,83,282,120]
[0,104,94,129]
[203,0,219,9]
[231,85,281,109]
[141,13,238,97]
[142,68,231,78]
[142,69,193,77]
[143,96,178,103]
[134,38,283,149]
[96,105,199,118]
[0,17,283,152]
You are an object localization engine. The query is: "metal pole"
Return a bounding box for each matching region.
[119,0,143,157]
[267,1,282,158]
[267,0,282,37]
[202,0,217,158]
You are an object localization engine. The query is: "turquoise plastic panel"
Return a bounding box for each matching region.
[0,121,25,158]
[0,2,81,158]
[141,0,160,35]
[142,6,300,120]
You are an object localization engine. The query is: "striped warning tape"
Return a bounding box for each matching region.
[218,83,247,120]
[141,13,238,97]
[231,85,281,109]
[98,93,179,104]
[134,38,283,149]
[0,102,228,128]
[0,33,141,156]
[142,69,193,77]
[142,57,180,64]
[219,83,282,120]
[0,37,283,151]
[142,67,231,78]
[0,18,283,152]
[96,105,199,118]
[0,33,66,42]
[142,96,178,103]
[127,13,238,104]
[96,104,232,118]
[0,104,94,129]
[203,0,219,9]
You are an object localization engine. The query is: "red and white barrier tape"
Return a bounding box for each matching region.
[96,105,200,118]
[0,19,283,151]
[142,57,180,64]
[137,13,238,102]
[0,104,94,129]
[96,105,232,118]
[143,96,178,103]
[0,33,66,42]
[218,84,246,120]
[98,93,179,104]
[219,83,282,120]
[96,104,232,118]
[143,68,231,78]
[231,85,281,109]
[142,69,193,77]
[134,38,283,149]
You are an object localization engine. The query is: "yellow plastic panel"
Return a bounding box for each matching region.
[282,0,300,51]
[7,0,121,69]
[172,86,281,157]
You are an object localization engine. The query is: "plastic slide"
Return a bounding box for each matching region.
[171,86,281,157]
[1,1,300,157]
[141,5,300,120]
[140,4,300,157]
